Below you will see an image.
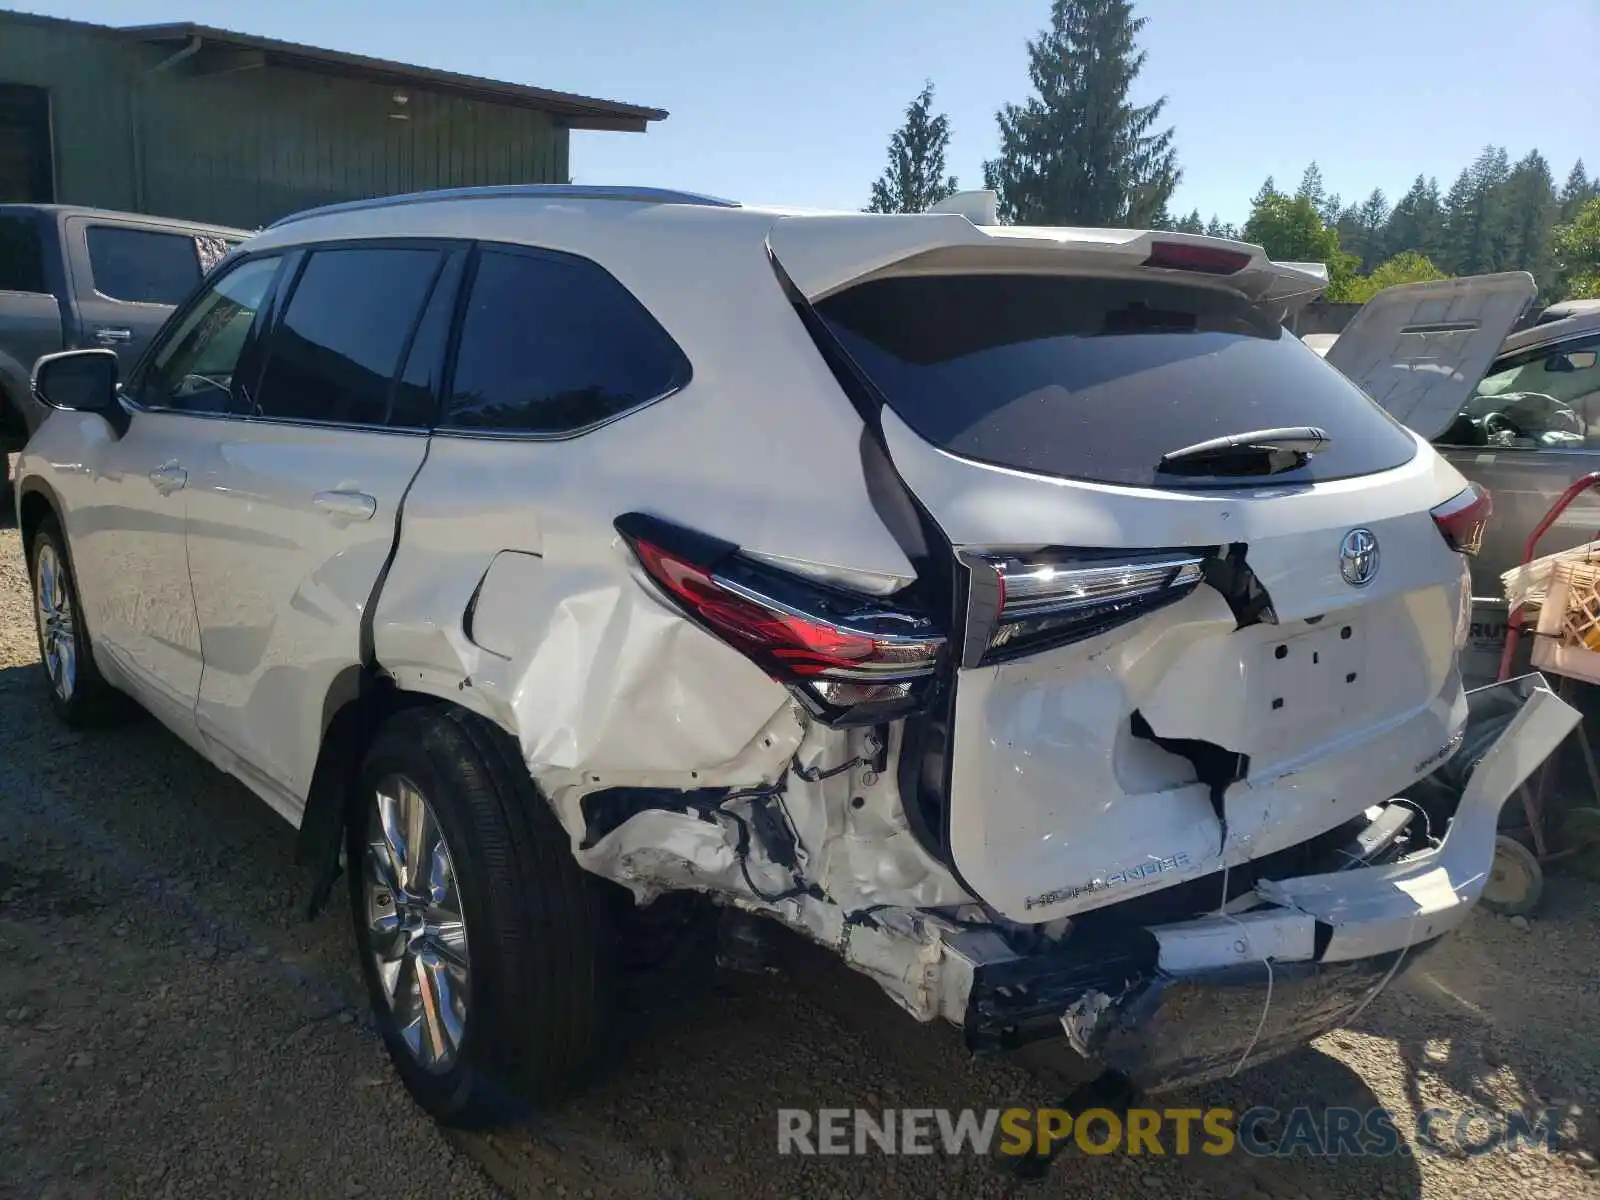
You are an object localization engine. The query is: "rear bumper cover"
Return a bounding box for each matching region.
[953,673,1577,1093]
[1092,940,1441,1093]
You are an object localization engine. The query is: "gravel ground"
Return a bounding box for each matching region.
[5,471,1600,1199]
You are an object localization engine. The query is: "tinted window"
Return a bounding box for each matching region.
[86,226,202,304]
[816,274,1419,489]
[142,255,281,413]
[254,246,443,426]
[0,214,44,293]
[442,247,689,434]
[391,251,464,428]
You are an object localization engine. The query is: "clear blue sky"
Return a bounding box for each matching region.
[16,0,1599,225]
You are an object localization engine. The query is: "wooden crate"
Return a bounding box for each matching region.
[1532,559,1600,681]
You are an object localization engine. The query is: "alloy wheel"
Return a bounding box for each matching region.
[363,774,472,1071]
[34,542,76,703]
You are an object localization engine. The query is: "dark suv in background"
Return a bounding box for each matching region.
[1,204,246,503]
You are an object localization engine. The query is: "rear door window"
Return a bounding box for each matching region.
[86,226,203,304]
[815,274,1419,489]
[0,214,45,293]
[253,245,444,427]
[440,245,690,436]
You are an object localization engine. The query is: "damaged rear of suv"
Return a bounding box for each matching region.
[17,185,1576,1123]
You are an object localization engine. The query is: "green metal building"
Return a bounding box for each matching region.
[0,11,666,229]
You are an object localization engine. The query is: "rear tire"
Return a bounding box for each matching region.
[27,514,120,726]
[347,706,616,1126]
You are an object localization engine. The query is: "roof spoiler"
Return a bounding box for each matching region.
[1274,261,1330,284]
[768,217,1334,315]
[927,190,1000,226]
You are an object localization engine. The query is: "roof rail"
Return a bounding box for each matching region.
[267,184,740,230]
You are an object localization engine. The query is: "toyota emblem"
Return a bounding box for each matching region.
[1339,528,1379,587]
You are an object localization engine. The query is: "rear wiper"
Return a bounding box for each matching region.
[1157,426,1330,477]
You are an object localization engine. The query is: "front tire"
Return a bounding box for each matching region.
[28,514,118,726]
[347,706,616,1126]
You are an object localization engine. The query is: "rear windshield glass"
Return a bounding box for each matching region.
[815,274,1418,489]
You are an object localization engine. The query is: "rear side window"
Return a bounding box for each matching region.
[815,274,1419,489]
[254,245,443,426]
[0,214,45,293]
[86,226,202,304]
[441,246,689,435]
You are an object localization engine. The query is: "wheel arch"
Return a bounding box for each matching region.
[295,667,516,918]
[17,475,64,562]
[0,354,31,448]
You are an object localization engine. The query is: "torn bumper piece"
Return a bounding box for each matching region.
[1080,941,1441,1094]
[957,673,1577,1093]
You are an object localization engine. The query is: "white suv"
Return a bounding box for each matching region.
[14,185,1578,1123]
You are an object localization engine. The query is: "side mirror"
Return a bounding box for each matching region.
[33,349,121,415]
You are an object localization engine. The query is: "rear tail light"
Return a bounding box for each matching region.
[1431,483,1492,555]
[968,550,1210,665]
[617,513,945,726]
[1142,240,1252,275]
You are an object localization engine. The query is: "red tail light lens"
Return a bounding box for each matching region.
[618,514,945,725]
[1142,241,1252,275]
[1431,483,1492,556]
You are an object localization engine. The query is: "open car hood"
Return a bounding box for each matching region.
[1322,272,1537,441]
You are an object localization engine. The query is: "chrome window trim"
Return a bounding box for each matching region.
[431,382,687,444]
[122,391,432,438]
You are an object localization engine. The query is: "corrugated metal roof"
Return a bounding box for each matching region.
[0,11,666,131]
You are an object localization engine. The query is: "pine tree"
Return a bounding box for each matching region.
[983,0,1179,226]
[1204,214,1237,240]
[1320,193,1344,226]
[866,82,959,214]
[1251,176,1278,207]
[1354,188,1390,271]
[1333,202,1362,261]
[1504,150,1558,294]
[1561,159,1597,221]
[1442,146,1513,275]
[1438,169,1475,274]
[1381,175,1444,264]
[1295,162,1326,211]
[1174,208,1204,233]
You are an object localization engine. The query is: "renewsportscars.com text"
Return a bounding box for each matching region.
[777,1105,1563,1158]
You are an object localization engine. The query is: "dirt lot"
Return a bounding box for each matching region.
[4,484,1600,1199]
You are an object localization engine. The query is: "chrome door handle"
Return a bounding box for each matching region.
[95,327,132,345]
[313,490,377,522]
[148,462,187,495]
